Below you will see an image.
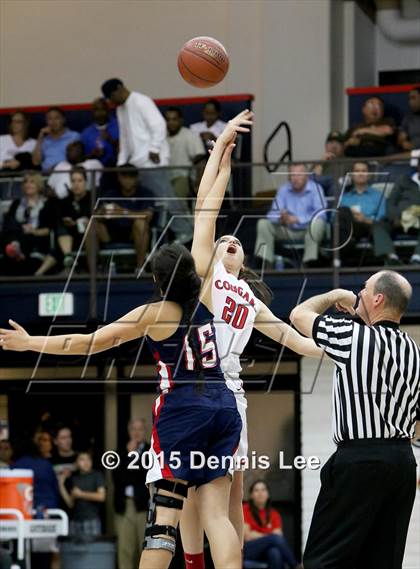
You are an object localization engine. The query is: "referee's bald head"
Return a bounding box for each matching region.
[358,271,412,324]
[374,271,412,315]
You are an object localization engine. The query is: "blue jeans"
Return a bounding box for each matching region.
[244,534,298,569]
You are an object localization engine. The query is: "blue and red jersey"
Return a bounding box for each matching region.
[146,302,225,392]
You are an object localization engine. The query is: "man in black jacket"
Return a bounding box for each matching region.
[377,162,420,265]
[113,418,150,569]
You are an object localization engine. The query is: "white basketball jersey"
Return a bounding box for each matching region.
[211,260,260,392]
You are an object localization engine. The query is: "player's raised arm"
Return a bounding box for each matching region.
[192,112,253,277]
[192,141,235,277]
[195,109,253,215]
[254,303,324,358]
[0,302,172,355]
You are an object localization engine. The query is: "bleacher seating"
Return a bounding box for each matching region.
[0,87,418,277]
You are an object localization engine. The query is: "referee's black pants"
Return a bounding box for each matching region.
[303,439,417,569]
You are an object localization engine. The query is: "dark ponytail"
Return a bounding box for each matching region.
[248,479,272,528]
[239,266,273,307]
[151,244,204,387]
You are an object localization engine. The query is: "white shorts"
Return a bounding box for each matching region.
[225,378,248,468]
[235,392,248,465]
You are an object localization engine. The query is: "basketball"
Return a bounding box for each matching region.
[178,36,229,88]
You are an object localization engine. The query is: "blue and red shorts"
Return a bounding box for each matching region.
[146,383,242,487]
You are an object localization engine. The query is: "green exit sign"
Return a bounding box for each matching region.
[38,293,74,317]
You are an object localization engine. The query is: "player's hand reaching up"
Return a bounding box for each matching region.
[0,320,30,351]
[219,134,237,171]
[195,110,253,217]
[219,109,253,145]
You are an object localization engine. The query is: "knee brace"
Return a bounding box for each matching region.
[143,479,188,554]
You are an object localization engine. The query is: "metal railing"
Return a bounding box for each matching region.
[0,157,417,319]
[263,120,293,172]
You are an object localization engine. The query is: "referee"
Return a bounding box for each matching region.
[290,270,420,569]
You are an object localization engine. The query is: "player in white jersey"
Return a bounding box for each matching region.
[211,253,265,465]
[180,111,323,568]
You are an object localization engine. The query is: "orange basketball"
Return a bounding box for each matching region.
[178,36,229,88]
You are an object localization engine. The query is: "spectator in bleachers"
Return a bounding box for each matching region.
[1,172,58,276]
[191,99,243,163]
[165,107,206,204]
[50,426,78,528]
[58,451,106,538]
[0,111,36,171]
[113,418,150,569]
[382,160,420,265]
[254,163,327,268]
[96,164,154,269]
[13,438,60,569]
[313,131,345,176]
[398,86,420,151]
[13,438,60,511]
[190,98,227,146]
[34,430,54,460]
[51,426,77,473]
[81,98,119,166]
[48,140,103,199]
[101,78,193,244]
[243,480,301,569]
[56,167,92,271]
[338,161,400,265]
[344,96,398,157]
[0,439,13,467]
[312,130,346,195]
[32,107,80,173]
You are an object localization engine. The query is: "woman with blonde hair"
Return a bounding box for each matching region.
[1,171,57,275]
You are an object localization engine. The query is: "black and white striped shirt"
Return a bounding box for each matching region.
[313,315,420,444]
